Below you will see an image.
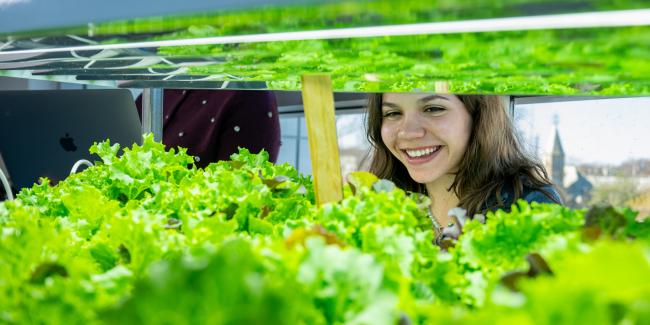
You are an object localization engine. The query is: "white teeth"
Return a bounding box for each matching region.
[405,147,438,158]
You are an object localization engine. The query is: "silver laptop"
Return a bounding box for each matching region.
[0,89,142,194]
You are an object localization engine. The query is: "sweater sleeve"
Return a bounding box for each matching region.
[484,182,564,214]
[214,91,281,163]
[523,185,564,205]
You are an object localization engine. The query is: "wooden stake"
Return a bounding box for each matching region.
[301,74,343,205]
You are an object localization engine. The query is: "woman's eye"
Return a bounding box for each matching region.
[382,111,401,118]
[424,106,444,113]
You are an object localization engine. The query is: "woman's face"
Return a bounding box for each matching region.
[380,93,472,186]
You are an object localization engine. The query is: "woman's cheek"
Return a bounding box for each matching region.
[380,124,393,146]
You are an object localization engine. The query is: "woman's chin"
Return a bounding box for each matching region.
[408,172,440,185]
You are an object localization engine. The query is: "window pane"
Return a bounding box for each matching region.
[279,116,298,137]
[279,113,372,179]
[514,97,650,211]
[277,134,298,167]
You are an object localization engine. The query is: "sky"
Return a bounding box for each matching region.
[515,97,650,166]
[0,0,28,7]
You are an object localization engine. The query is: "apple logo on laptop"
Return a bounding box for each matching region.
[59,133,77,152]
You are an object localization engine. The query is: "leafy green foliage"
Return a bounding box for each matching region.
[517,242,650,325]
[457,201,583,272]
[160,26,650,95]
[1,139,649,324]
[419,242,650,325]
[103,239,321,325]
[583,205,650,241]
[0,135,314,323]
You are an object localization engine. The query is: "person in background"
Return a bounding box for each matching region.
[136,89,280,168]
[365,93,562,233]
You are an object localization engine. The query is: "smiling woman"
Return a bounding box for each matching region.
[366,93,563,228]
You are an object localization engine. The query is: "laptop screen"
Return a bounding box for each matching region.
[0,89,142,193]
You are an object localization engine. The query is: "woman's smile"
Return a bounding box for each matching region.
[401,145,443,164]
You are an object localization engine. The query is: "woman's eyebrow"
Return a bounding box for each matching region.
[381,101,400,109]
[418,95,449,104]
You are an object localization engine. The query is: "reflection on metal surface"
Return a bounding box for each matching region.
[0,0,328,35]
[3,0,648,41]
[2,10,650,55]
[117,80,268,89]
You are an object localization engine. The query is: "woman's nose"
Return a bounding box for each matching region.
[397,114,425,139]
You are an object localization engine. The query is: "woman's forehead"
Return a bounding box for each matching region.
[382,93,456,104]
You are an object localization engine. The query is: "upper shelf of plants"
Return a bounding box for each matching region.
[1,0,649,95]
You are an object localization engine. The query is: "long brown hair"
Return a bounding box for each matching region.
[366,93,559,216]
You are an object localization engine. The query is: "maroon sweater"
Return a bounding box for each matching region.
[136,89,280,168]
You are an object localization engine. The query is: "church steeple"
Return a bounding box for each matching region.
[547,114,565,187]
[551,115,564,157]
